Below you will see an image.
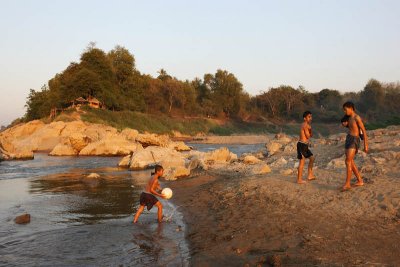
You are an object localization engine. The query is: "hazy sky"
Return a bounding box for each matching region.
[1,0,399,126]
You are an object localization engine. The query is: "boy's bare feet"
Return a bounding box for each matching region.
[341,185,351,192]
[307,176,316,181]
[297,180,307,184]
[353,181,364,187]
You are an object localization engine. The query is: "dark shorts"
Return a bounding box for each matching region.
[140,192,159,211]
[345,134,360,153]
[297,142,313,159]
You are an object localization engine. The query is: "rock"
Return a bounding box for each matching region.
[15,214,31,224]
[136,133,170,147]
[49,143,78,156]
[128,146,185,170]
[283,142,295,153]
[118,155,132,168]
[266,142,282,156]
[280,169,293,175]
[187,157,207,170]
[372,157,386,164]
[169,141,191,152]
[327,156,346,169]
[203,147,237,163]
[243,155,261,165]
[271,157,288,167]
[69,133,91,152]
[79,137,142,156]
[252,164,271,175]
[164,166,191,180]
[275,133,292,144]
[120,128,139,141]
[87,173,100,179]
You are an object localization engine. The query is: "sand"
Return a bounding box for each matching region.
[168,127,400,266]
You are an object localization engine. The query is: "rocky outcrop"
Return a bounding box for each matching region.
[0,120,152,158]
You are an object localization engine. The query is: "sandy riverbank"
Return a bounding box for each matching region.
[169,168,400,266]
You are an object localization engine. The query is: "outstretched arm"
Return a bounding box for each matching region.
[356,116,368,153]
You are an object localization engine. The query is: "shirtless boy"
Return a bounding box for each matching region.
[297,111,316,184]
[133,165,167,223]
[342,101,368,191]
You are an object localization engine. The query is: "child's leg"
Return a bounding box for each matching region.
[307,156,316,180]
[155,201,163,223]
[297,157,306,184]
[351,159,363,186]
[133,205,145,223]
[344,149,356,189]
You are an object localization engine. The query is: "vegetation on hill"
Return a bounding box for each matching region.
[23,43,400,133]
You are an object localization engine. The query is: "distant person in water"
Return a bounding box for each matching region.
[297,111,316,184]
[133,165,167,223]
[341,101,368,191]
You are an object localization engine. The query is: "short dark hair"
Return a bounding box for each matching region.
[155,165,163,172]
[303,111,312,118]
[343,101,355,110]
[151,165,164,175]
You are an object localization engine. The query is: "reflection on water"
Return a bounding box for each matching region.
[0,154,189,266]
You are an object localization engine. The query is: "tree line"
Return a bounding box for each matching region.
[25,44,400,124]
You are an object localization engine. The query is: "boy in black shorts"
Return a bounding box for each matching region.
[297,111,316,184]
[133,165,167,223]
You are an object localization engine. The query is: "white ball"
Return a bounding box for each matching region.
[162,188,173,199]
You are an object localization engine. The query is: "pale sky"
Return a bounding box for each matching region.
[1,0,399,126]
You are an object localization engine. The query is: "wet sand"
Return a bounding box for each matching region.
[170,168,400,266]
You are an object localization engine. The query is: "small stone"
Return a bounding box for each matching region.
[15,214,31,224]
[87,173,100,179]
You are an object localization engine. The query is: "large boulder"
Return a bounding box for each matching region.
[127,146,185,170]
[118,155,132,168]
[136,133,170,147]
[79,137,142,156]
[124,146,189,180]
[49,143,77,156]
[203,147,237,163]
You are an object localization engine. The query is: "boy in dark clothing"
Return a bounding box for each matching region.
[341,102,368,191]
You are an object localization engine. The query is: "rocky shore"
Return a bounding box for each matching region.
[1,119,400,265]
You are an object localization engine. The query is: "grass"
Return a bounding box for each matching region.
[49,107,400,136]
[79,108,282,135]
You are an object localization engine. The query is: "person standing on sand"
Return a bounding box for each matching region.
[341,101,368,191]
[297,111,316,184]
[133,165,167,223]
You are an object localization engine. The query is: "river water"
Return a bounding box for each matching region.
[0,143,265,266]
[0,154,189,267]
